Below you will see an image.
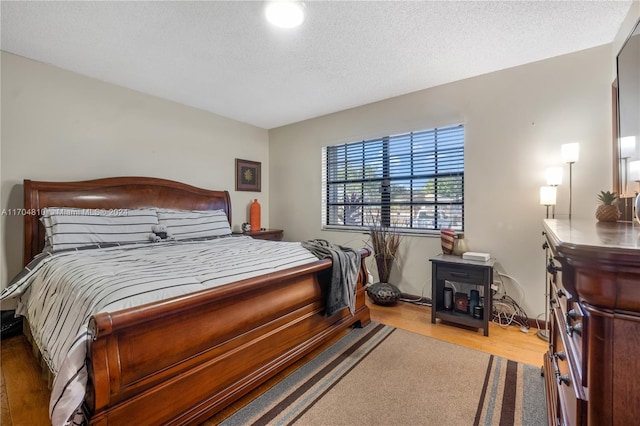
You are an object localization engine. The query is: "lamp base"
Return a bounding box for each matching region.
[536,329,549,341]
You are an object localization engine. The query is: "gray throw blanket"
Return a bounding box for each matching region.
[301,239,360,317]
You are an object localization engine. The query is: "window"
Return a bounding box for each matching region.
[322,124,464,232]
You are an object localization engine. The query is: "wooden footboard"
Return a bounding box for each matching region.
[86,251,371,425]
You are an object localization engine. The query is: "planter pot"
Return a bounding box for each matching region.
[366,282,401,306]
[440,229,455,254]
[374,255,394,284]
[595,205,620,222]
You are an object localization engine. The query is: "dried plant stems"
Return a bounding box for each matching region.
[369,225,402,259]
[368,220,402,283]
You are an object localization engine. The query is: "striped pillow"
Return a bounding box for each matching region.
[44,207,158,251]
[40,215,54,248]
[157,208,231,240]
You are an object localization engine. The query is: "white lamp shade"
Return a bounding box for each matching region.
[621,136,637,159]
[561,143,580,164]
[540,186,557,206]
[545,167,563,186]
[265,1,305,28]
[630,160,640,182]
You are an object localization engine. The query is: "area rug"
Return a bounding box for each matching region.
[220,323,547,426]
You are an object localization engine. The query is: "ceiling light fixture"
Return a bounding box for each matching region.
[265,1,305,29]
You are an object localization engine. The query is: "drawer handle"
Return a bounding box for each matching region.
[568,322,582,337]
[554,351,566,361]
[558,374,571,386]
[542,241,549,250]
[567,309,580,321]
[556,288,572,301]
[547,260,561,274]
[549,297,557,305]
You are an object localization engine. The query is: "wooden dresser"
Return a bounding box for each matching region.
[542,219,640,426]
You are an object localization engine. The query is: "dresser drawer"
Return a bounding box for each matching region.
[552,307,587,426]
[565,303,586,383]
[436,266,485,284]
[547,255,576,316]
[550,281,586,385]
[556,356,583,426]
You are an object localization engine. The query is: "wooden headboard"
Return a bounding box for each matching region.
[23,177,232,265]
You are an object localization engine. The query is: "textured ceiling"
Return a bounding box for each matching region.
[0,1,633,129]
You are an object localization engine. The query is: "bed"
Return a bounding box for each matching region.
[12,176,372,425]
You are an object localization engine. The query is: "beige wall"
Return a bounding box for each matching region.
[0,52,269,288]
[269,45,613,319]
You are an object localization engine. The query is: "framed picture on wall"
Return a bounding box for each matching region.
[235,159,261,192]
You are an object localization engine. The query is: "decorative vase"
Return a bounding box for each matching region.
[452,233,469,256]
[366,282,401,306]
[440,229,455,254]
[375,254,394,284]
[250,199,261,231]
[595,204,620,222]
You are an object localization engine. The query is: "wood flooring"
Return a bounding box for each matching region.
[1,299,547,425]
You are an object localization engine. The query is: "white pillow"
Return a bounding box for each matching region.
[44,207,158,251]
[157,208,231,240]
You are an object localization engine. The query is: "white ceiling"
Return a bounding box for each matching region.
[0,1,633,129]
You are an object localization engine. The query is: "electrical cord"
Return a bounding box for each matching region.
[400,297,432,306]
[495,271,526,304]
[399,279,432,306]
[492,294,531,330]
[488,268,534,332]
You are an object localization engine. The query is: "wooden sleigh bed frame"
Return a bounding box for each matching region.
[22,176,371,425]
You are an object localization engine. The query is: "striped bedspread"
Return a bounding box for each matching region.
[0,236,318,426]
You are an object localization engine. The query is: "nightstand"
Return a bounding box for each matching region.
[234,229,284,241]
[429,254,494,336]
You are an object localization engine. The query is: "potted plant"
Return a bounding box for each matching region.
[596,190,621,222]
[365,220,402,305]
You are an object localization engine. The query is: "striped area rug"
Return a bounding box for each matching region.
[220,323,547,426]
